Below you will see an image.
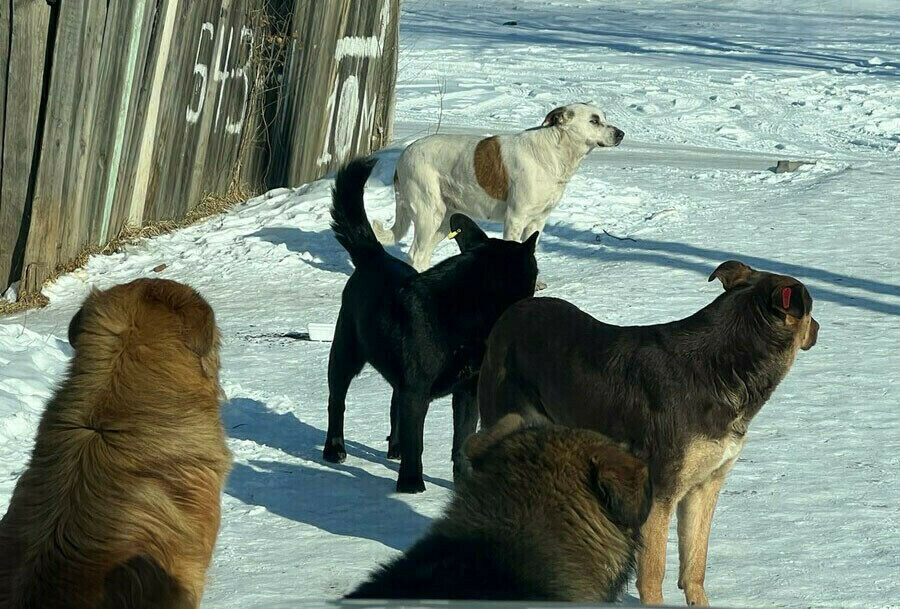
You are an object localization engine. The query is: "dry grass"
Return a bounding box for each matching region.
[0,184,254,317]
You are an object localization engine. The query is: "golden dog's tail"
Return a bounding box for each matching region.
[101,556,193,609]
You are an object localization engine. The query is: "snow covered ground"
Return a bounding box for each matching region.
[2,1,898,607]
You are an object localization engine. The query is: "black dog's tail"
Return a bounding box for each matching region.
[331,157,384,266]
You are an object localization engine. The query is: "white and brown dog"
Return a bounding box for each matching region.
[374,103,624,272]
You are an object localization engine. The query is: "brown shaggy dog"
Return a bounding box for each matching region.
[348,414,651,602]
[0,279,232,609]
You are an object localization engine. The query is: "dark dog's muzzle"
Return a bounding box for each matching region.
[802,317,819,350]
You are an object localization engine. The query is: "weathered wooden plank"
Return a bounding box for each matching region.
[124,0,180,228]
[371,0,400,150]
[0,0,51,290]
[142,0,260,222]
[85,0,160,242]
[0,3,9,217]
[22,0,107,289]
[89,0,148,244]
[188,0,258,210]
[141,0,219,221]
[61,0,108,260]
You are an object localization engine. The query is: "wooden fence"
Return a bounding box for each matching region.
[0,0,399,298]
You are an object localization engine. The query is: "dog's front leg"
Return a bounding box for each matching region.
[676,462,732,606]
[450,377,479,482]
[637,499,674,605]
[396,391,429,493]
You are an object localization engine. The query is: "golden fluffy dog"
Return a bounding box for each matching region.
[0,279,231,609]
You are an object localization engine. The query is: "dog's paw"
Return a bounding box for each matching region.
[396,477,426,493]
[386,442,401,460]
[535,279,548,291]
[683,584,709,607]
[322,442,347,463]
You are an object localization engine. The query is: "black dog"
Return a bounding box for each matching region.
[323,157,538,493]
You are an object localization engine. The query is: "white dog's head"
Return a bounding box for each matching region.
[541,103,624,149]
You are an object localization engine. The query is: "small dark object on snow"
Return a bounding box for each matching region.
[502,20,518,26]
[152,263,167,273]
[774,160,815,173]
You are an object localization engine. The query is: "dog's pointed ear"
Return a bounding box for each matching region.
[708,260,756,290]
[464,414,527,463]
[771,282,810,319]
[67,287,102,349]
[589,445,652,530]
[523,231,539,253]
[449,214,488,251]
[67,308,86,349]
[542,106,573,127]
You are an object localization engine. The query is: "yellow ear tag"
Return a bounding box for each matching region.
[447,229,461,240]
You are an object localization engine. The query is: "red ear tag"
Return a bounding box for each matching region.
[782,287,792,309]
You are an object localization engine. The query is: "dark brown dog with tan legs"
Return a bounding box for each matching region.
[478,261,818,606]
[0,279,231,609]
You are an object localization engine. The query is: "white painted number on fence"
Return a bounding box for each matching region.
[186,23,214,124]
[317,1,392,166]
[186,21,254,136]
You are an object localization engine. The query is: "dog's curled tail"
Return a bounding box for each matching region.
[101,555,193,609]
[371,170,411,245]
[331,157,384,266]
[331,157,385,266]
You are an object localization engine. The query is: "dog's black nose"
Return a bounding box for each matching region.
[613,128,625,144]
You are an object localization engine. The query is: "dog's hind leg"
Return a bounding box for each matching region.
[404,175,446,271]
[373,175,413,245]
[395,389,430,493]
[502,213,529,243]
[323,316,365,463]
[410,221,451,272]
[451,377,479,482]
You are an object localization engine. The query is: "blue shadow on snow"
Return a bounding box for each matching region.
[223,398,446,551]
[539,222,900,316]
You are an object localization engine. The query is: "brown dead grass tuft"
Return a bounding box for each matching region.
[0,184,254,317]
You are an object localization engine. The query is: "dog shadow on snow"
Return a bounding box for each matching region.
[536,222,900,317]
[223,398,446,550]
[250,227,407,277]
